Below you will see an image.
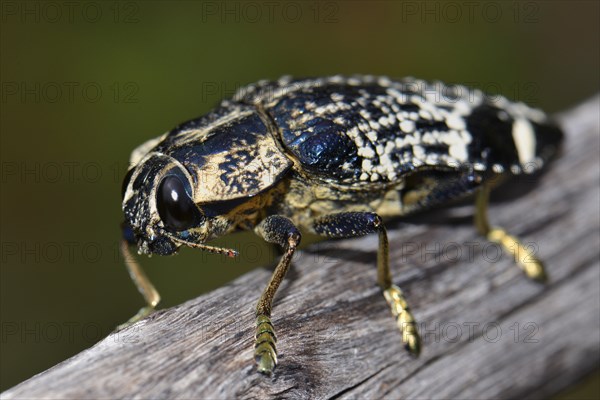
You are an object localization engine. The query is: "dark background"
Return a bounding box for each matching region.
[1,0,598,394]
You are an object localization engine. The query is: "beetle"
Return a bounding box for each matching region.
[120,75,563,374]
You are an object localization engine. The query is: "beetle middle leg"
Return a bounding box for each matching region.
[312,212,421,356]
[475,184,547,282]
[253,215,301,374]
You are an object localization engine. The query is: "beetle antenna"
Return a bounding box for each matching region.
[171,237,239,258]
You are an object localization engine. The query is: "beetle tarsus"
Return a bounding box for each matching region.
[254,315,278,374]
[487,228,547,282]
[475,185,549,282]
[383,285,421,356]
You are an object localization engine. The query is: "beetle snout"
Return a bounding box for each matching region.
[146,236,179,255]
[122,218,180,256]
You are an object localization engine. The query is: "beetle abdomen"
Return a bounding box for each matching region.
[233,76,563,185]
[466,102,563,174]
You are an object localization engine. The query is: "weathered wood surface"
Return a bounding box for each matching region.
[2,96,599,400]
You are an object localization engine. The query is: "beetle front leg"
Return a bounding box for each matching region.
[312,212,421,356]
[117,239,161,330]
[475,184,547,282]
[253,215,301,374]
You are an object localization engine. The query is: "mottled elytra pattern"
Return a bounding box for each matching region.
[121,75,563,256]
[231,75,562,184]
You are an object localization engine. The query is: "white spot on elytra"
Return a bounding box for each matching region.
[305,101,316,110]
[449,144,468,161]
[333,116,346,125]
[446,114,466,130]
[413,145,426,159]
[369,120,381,131]
[358,146,375,158]
[512,118,537,165]
[331,92,344,102]
[378,116,390,127]
[419,110,432,120]
[400,120,415,133]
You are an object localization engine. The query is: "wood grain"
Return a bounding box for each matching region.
[2,96,599,400]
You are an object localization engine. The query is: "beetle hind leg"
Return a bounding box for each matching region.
[475,184,547,282]
[313,212,421,356]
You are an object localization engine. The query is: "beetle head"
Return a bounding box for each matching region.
[121,153,215,256]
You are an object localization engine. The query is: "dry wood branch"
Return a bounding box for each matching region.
[2,96,599,400]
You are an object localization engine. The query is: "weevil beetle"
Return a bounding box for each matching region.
[120,75,563,374]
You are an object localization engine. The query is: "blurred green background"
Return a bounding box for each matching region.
[1,0,598,394]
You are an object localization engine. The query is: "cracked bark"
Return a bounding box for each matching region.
[2,95,599,400]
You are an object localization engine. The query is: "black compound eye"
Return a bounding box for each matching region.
[157,175,201,231]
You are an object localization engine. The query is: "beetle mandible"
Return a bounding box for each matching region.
[120,75,563,374]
